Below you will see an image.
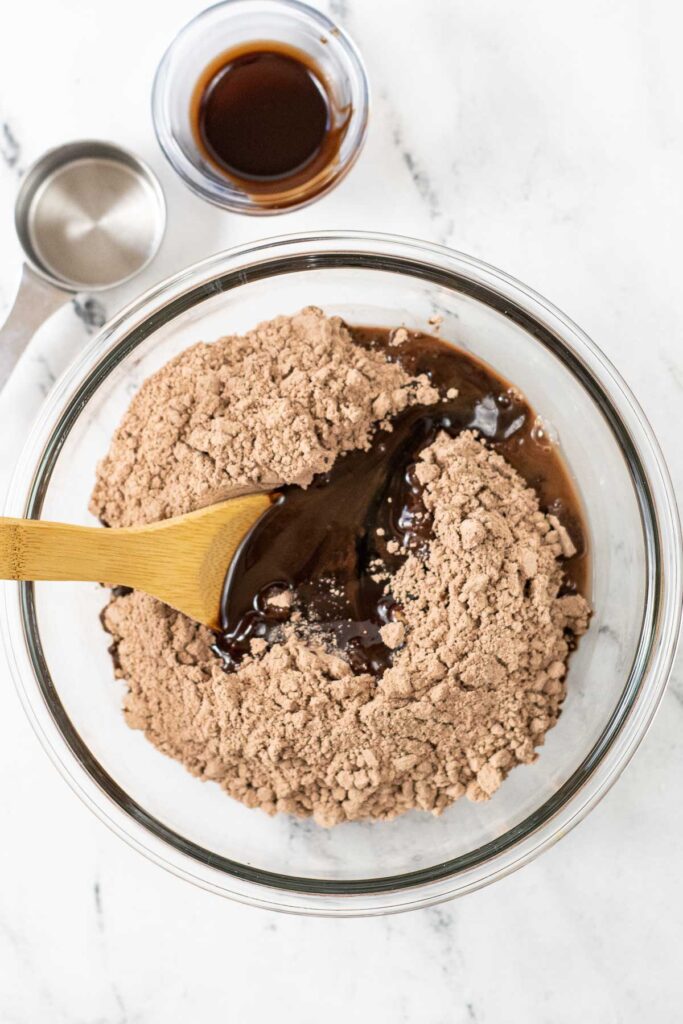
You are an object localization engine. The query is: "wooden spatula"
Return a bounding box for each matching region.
[0,493,273,629]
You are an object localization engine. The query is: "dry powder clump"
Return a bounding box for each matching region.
[101,421,589,826]
[90,306,436,527]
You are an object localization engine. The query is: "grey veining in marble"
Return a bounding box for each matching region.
[0,121,22,174]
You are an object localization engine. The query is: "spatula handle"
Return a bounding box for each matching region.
[0,516,134,584]
[0,494,273,628]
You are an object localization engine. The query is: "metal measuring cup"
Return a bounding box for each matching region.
[0,140,166,389]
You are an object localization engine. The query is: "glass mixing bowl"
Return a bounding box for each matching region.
[3,233,680,916]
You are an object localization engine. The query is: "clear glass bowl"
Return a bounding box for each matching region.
[152,0,369,213]
[3,233,680,916]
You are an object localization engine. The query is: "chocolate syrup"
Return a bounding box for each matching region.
[214,328,588,675]
[190,43,347,196]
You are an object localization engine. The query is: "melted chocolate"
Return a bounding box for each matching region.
[213,327,587,675]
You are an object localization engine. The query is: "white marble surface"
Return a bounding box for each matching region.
[1,0,682,1019]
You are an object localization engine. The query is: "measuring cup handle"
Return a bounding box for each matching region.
[0,266,70,391]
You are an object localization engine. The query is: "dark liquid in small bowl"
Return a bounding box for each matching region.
[191,42,349,197]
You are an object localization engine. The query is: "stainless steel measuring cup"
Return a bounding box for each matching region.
[0,140,166,389]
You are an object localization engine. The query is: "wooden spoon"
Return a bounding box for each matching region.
[0,493,273,629]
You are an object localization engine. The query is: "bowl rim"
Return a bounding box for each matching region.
[3,230,681,916]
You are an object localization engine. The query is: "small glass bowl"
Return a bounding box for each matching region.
[152,0,369,214]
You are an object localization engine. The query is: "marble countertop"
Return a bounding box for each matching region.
[1,0,682,1020]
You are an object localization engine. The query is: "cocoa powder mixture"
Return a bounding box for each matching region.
[92,307,437,527]
[93,307,590,827]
